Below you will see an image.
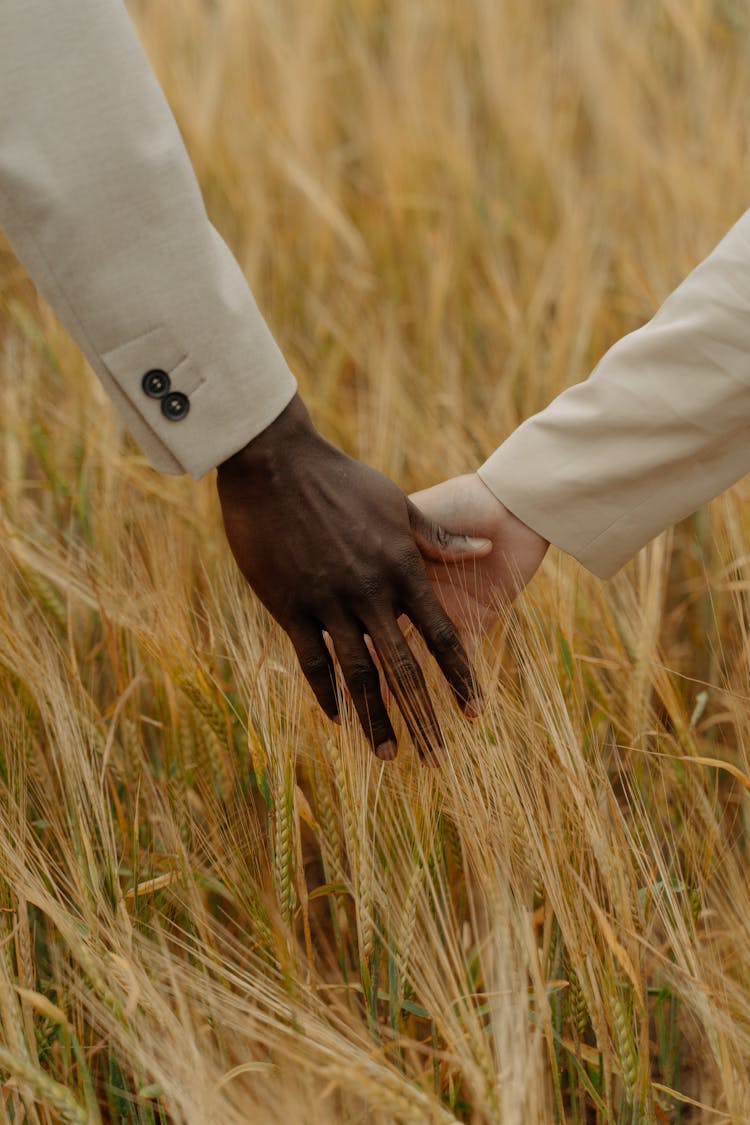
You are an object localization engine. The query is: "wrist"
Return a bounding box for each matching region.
[217,393,318,485]
[473,472,549,549]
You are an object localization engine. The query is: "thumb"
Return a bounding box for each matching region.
[407,499,492,563]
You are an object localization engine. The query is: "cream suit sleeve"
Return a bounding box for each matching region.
[478,209,750,579]
[0,0,296,478]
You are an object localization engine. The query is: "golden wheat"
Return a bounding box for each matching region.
[2,0,750,1120]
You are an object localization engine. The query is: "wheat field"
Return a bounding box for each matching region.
[2,0,750,1121]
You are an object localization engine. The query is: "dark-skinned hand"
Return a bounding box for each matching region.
[216,393,491,763]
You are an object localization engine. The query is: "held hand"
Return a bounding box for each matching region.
[409,474,549,646]
[216,396,491,762]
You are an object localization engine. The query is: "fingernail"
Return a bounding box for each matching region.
[418,734,447,767]
[467,537,492,549]
[464,695,485,719]
[375,740,398,761]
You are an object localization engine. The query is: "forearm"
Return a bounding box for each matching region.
[479,208,750,578]
[0,0,295,477]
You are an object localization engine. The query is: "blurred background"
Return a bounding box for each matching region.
[2,1,750,1121]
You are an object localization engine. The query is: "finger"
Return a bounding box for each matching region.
[405,579,483,718]
[407,498,492,563]
[410,585,479,659]
[364,633,392,707]
[367,620,444,766]
[330,624,398,760]
[423,557,493,657]
[288,623,339,722]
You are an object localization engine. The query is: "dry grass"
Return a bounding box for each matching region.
[2,0,750,1120]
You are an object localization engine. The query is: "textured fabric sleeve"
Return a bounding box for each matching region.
[0,0,296,477]
[478,208,750,578]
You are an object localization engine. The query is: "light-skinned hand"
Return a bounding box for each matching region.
[409,473,549,648]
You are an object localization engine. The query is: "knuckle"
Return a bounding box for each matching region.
[431,618,460,650]
[358,570,387,602]
[346,660,378,696]
[301,653,332,684]
[389,656,421,687]
[395,545,423,576]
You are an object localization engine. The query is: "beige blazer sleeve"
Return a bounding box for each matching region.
[478,209,750,579]
[0,0,296,478]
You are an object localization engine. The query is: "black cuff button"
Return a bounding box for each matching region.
[142,369,171,398]
[161,391,190,421]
